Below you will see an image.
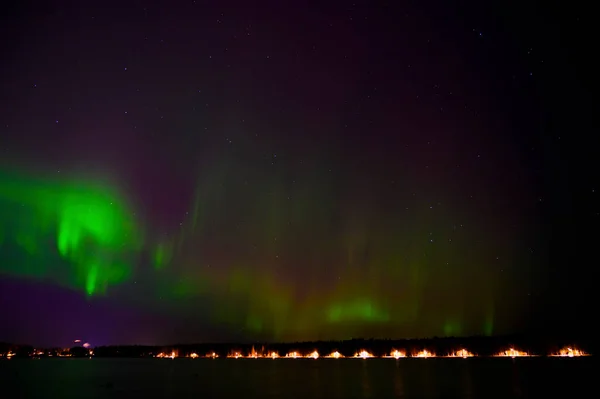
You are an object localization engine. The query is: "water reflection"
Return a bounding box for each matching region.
[393,359,405,398]
[332,359,343,399]
[461,360,474,397]
[511,359,524,397]
[0,357,593,399]
[164,360,176,397]
[266,358,283,397]
[361,359,372,398]
[417,358,437,397]
[311,361,321,398]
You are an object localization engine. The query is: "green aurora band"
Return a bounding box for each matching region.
[1,165,500,340]
[0,170,141,296]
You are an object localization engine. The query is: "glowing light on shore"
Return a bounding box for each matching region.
[248,347,260,358]
[354,350,373,359]
[155,351,176,359]
[448,349,474,358]
[552,347,587,357]
[496,348,529,357]
[27,344,591,361]
[384,350,406,359]
[414,350,434,358]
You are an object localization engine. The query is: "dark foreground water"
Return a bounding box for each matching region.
[0,357,594,398]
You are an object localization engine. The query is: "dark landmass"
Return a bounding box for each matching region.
[1,335,593,358]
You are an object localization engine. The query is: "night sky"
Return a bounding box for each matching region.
[0,0,594,347]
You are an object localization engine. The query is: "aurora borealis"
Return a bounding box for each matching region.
[0,170,141,296]
[0,1,594,346]
[0,156,503,341]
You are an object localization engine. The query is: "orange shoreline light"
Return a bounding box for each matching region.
[155,351,177,359]
[551,347,587,357]
[354,350,374,359]
[247,347,261,358]
[495,348,529,357]
[448,349,474,358]
[413,349,435,358]
[384,350,406,359]
[91,346,592,360]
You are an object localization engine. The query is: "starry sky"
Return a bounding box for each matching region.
[0,0,594,347]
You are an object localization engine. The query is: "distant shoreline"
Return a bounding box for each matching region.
[1,335,593,358]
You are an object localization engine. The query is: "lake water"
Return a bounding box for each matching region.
[0,357,594,398]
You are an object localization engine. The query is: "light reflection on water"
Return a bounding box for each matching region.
[461,360,474,397]
[511,358,524,397]
[0,357,593,398]
[310,360,321,398]
[361,358,372,398]
[393,359,404,398]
